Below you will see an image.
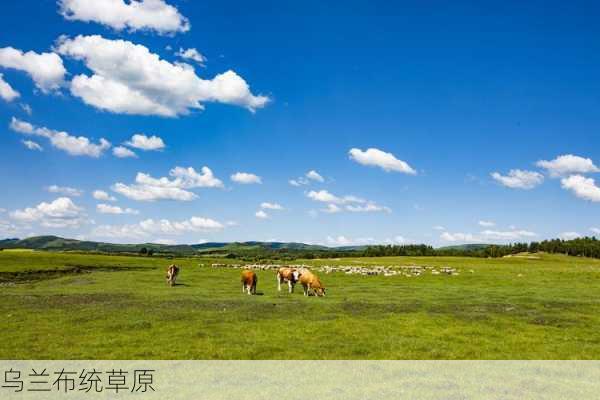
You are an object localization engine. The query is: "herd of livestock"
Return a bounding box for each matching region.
[164,262,462,296]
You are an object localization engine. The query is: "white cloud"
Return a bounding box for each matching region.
[231,172,262,184]
[491,169,544,189]
[289,179,304,187]
[560,175,600,202]
[345,203,391,213]
[590,228,600,235]
[307,190,347,204]
[10,197,86,228]
[175,48,206,65]
[56,35,269,117]
[96,203,139,215]
[480,230,536,240]
[321,204,342,214]
[112,166,222,201]
[0,73,19,102]
[10,117,111,157]
[260,202,283,210]
[559,232,582,240]
[441,229,536,243]
[479,220,495,227]
[306,170,324,182]
[537,154,599,177]
[92,216,225,239]
[20,103,32,115]
[113,146,137,158]
[433,225,445,231]
[307,190,390,213]
[0,47,65,92]
[326,236,375,246]
[440,232,477,242]
[21,140,43,151]
[0,219,19,235]
[349,147,416,174]
[93,190,116,202]
[255,210,268,219]
[47,185,83,197]
[125,134,165,151]
[58,0,190,35]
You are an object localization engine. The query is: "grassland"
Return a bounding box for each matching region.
[1,250,600,359]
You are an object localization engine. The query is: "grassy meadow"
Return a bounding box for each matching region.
[1,250,600,359]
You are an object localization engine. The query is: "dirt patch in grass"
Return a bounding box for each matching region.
[0,265,146,284]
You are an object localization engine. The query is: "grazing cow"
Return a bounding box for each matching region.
[166,264,179,287]
[277,267,299,293]
[241,269,257,295]
[298,269,326,297]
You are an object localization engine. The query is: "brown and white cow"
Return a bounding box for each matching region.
[166,264,179,287]
[298,269,326,297]
[276,267,299,293]
[241,269,257,295]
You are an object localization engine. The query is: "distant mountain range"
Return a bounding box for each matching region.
[0,235,495,255]
[0,235,362,255]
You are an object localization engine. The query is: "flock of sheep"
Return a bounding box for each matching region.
[209,263,460,277]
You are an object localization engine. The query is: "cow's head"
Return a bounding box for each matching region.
[314,287,326,297]
[292,270,300,282]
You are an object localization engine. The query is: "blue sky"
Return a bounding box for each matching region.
[0,0,599,246]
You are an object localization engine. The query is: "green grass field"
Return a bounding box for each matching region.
[2,250,600,359]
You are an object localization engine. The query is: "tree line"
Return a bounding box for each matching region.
[220,236,600,261]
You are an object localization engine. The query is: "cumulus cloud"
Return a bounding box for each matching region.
[491,169,544,189]
[55,35,269,117]
[125,133,165,151]
[112,166,222,201]
[0,73,19,101]
[21,140,43,151]
[93,190,116,202]
[559,231,582,240]
[10,117,111,157]
[113,146,137,158]
[0,47,65,92]
[537,154,600,177]
[231,172,262,184]
[58,0,190,35]
[307,190,390,214]
[47,185,83,197]
[321,204,342,214]
[560,175,600,202]
[349,147,416,174]
[440,232,477,242]
[10,197,86,228]
[479,220,495,227]
[441,229,536,242]
[175,48,206,65]
[96,203,139,215]
[306,170,324,182]
[255,210,268,219]
[480,230,536,240]
[326,236,375,246]
[92,216,225,239]
[591,227,600,235]
[260,202,283,210]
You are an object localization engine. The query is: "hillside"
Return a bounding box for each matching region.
[0,235,337,255]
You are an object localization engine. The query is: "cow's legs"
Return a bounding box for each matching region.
[277,274,281,292]
[288,280,293,293]
[303,284,308,296]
